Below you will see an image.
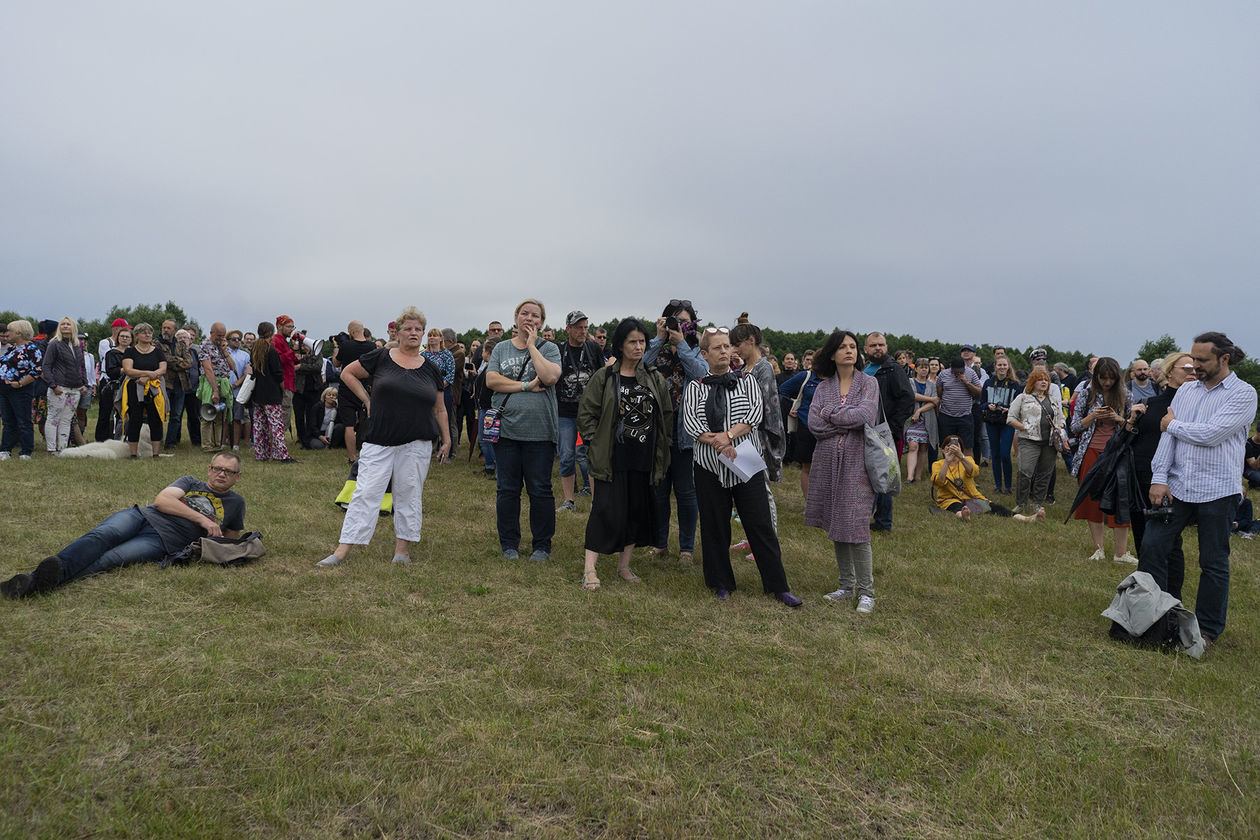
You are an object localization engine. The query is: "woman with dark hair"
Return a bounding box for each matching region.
[1006,368,1063,515]
[642,299,708,564]
[982,355,1021,494]
[95,327,130,442]
[576,318,673,590]
[120,323,166,458]
[683,326,800,607]
[1070,356,1133,563]
[778,350,823,498]
[804,330,880,614]
[250,322,295,462]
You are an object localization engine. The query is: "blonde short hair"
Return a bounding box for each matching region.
[1159,349,1191,379]
[6,320,34,341]
[514,298,547,324]
[321,387,339,403]
[394,307,427,332]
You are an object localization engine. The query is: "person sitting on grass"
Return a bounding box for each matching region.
[930,435,1045,523]
[1,452,246,598]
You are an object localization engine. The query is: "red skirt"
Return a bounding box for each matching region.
[1073,446,1122,527]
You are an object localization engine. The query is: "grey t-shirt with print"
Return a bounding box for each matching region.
[488,339,561,444]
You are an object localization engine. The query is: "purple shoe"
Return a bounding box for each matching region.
[715,588,732,601]
[775,591,803,608]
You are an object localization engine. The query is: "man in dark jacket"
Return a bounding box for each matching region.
[864,332,916,532]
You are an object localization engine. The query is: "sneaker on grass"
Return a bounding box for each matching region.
[856,595,875,614]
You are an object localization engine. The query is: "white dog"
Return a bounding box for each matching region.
[60,426,155,460]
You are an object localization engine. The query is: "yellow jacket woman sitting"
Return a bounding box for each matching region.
[931,436,1043,523]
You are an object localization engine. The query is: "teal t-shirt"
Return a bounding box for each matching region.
[488,339,561,444]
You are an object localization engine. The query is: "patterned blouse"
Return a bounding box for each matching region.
[422,349,455,386]
[1070,387,1132,476]
[682,374,764,489]
[0,341,42,383]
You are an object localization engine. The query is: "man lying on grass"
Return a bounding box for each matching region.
[1,452,246,598]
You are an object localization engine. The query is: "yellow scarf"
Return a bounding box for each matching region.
[121,377,165,423]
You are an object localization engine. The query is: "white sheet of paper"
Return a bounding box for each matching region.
[723,439,767,483]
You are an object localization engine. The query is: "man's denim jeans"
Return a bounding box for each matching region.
[57,507,166,585]
[654,444,698,553]
[557,416,590,489]
[1137,493,1237,639]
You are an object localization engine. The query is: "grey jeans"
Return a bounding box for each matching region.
[834,541,874,598]
[1016,438,1057,509]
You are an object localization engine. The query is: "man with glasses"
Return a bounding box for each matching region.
[226,330,252,449]
[2,452,247,598]
[472,321,504,367]
[1139,332,1256,644]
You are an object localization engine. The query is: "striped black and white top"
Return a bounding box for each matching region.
[682,375,765,488]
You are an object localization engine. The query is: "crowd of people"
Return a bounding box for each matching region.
[3,309,1256,644]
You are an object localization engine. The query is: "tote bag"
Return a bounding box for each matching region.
[863,390,902,496]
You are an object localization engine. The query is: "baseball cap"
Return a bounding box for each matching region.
[1030,348,1047,361]
[565,310,588,327]
[960,344,976,353]
[111,318,130,328]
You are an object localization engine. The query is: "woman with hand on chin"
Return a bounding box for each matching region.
[683,327,801,607]
[485,299,563,561]
[317,308,451,568]
[577,318,673,591]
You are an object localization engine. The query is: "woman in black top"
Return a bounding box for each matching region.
[1125,351,1194,582]
[249,321,293,462]
[317,307,451,568]
[95,328,131,441]
[576,318,673,591]
[121,323,167,458]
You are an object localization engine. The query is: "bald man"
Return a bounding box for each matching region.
[198,322,235,452]
[333,320,376,461]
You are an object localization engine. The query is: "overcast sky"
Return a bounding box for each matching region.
[2,2,1256,359]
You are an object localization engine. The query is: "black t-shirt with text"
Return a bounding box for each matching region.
[612,375,658,473]
[556,340,603,418]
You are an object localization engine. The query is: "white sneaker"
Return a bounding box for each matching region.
[856,595,875,614]
[315,555,342,568]
[823,588,854,602]
[0,452,9,461]
[18,454,31,461]
[1113,552,1138,565]
[1088,549,1106,562]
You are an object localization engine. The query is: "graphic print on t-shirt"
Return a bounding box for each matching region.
[617,378,655,444]
[182,491,226,525]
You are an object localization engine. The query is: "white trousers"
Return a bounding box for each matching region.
[339,439,433,546]
[45,391,80,452]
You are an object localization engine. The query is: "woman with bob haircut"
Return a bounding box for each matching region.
[318,307,451,567]
[1006,368,1063,515]
[576,317,673,590]
[485,298,563,561]
[1070,356,1134,563]
[804,330,880,614]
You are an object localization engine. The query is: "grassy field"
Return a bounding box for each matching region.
[1,437,1257,838]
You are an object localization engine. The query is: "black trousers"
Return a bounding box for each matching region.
[693,465,789,594]
[294,389,321,446]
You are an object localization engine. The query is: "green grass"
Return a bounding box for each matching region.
[1,438,1257,838]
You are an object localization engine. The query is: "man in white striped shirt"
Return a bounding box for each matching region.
[1141,332,1257,642]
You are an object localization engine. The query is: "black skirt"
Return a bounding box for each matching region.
[583,470,656,554]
